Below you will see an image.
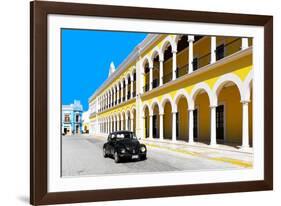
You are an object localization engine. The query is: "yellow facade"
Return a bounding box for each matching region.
[89,34,253,148]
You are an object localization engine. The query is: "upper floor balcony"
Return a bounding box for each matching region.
[95,70,137,114]
[141,35,252,95]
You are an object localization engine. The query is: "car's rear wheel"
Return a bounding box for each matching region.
[114,151,120,163]
[103,148,107,158]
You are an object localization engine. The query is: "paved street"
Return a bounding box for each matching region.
[62,135,250,177]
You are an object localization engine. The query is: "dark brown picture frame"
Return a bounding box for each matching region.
[30,1,273,205]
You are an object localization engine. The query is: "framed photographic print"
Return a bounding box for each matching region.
[30,1,273,205]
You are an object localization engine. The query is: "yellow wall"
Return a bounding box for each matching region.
[163,59,172,77]
[194,37,211,67]
[163,102,172,139]
[218,85,242,144]
[195,92,210,142]
[178,97,188,140]
[145,108,150,138]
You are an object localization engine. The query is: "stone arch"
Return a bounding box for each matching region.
[213,73,244,105]
[161,36,177,53]
[151,48,163,63]
[149,98,161,115]
[191,82,214,108]
[173,89,192,112]
[142,56,152,72]
[142,102,150,116]
[130,106,136,118]
[243,70,253,102]
[160,94,175,113]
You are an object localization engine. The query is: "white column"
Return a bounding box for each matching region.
[142,116,146,139]
[125,80,128,101]
[121,117,124,130]
[242,101,250,148]
[102,96,104,111]
[125,116,128,130]
[121,85,123,103]
[211,36,216,63]
[188,109,194,144]
[141,72,145,94]
[242,38,249,50]
[210,106,217,146]
[107,120,109,133]
[188,35,194,73]
[101,120,103,133]
[159,58,164,86]
[105,94,107,109]
[131,117,134,132]
[101,96,103,111]
[131,75,133,98]
[149,66,153,90]
[111,90,113,107]
[116,87,119,105]
[113,88,116,106]
[172,112,177,141]
[115,88,118,104]
[149,115,153,139]
[106,120,109,134]
[172,50,177,80]
[117,119,119,131]
[159,113,164,140]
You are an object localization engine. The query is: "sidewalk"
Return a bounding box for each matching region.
[140,138,253,168]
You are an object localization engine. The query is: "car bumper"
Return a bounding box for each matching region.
[119,153,146,159]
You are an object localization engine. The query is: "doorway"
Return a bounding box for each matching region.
[216,105,224,140]
[193,109,198,139]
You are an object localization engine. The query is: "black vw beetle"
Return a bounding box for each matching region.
[103,131,147,163]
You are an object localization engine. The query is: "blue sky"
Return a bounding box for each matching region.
[62,29,147,111]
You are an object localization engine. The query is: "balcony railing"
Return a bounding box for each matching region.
[127,93,131,100]
[223,38,241,58]
[152,79,159,88]
[195,53,211,70]
[176,64,188,78]
[122,97,125,102]
[132,91,136,97]
[163,72,172,84]
[143,84,149,92]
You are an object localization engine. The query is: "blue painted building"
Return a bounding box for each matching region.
[62,100,83,135]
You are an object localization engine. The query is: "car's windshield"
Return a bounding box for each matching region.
[115,132,137,140]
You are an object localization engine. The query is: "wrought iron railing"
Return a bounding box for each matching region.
[162,72,172,84]
[152,79,159,88]
[223,38,241,58]
[143,84,149,92]
[195,53,211,70]
[176,64,188,78]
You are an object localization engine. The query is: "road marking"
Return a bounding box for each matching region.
[144,143,252,168]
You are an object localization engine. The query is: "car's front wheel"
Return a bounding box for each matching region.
[114,151,120,163]
[103,148,107,158]
[140,155,147,160]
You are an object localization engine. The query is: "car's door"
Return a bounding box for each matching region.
[108,133,116,155]
[104,134,111,154]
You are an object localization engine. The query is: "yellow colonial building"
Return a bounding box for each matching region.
[88,34,253,149]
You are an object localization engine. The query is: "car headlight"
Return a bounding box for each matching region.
[120,148,126,153]
[140,146,146,152]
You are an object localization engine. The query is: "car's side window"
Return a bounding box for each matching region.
[111,134,116,142]
[107,134,112,142]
